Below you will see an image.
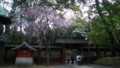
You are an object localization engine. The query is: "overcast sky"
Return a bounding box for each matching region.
[0,0,13,12]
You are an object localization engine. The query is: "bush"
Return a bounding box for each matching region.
[94,57,120,66]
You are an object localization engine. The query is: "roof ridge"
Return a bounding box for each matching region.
[10,41,37,51]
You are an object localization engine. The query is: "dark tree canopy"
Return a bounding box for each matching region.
[0,15,12,25]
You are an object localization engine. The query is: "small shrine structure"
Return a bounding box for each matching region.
[11,42,37,64]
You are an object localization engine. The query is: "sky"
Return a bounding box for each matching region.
[0,0,13,12]
[56,0,95,21]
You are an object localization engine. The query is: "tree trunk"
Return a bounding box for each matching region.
[5,25,10,35]
[46,46,50,65]
[95,0,103,18]
[0,24,4,36]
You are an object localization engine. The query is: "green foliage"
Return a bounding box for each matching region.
[70,17,88,38]
[39,0,54,7]
[4,31,23,43]
[30,37,40,44]
[33,51,38,57]
[69,4,80,11]
[65,50,76,56]
[89,17,110,46]
[94,57,120,66]
[7,51,16,57]
[112,15,120,25]
[89,0,120,47]
[50,51,60,57]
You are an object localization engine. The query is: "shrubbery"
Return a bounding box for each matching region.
[94,57,120,66]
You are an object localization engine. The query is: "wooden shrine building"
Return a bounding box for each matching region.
[10,42,37,64]
[4,37,90,64]
[4,37,120,64]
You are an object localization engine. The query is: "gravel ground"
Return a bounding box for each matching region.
[63,64,119,68]
[0,64,119,68]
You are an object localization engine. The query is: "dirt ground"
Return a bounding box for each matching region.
[0,65,61,68]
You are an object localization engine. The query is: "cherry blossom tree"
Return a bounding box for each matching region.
[12,6,72,41]
[12,6,72,64]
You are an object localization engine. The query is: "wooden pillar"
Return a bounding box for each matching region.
[111,48,116,56]
[87,47,90,63]
[81,48,83,54]
[61,48,65,64]
[118,50,120,56]
[104,50,107,57]
[96,46,100,57]
[4,48,7,63]
[38,48,41,64]
[77,48,80,54]
[86,42,91,63]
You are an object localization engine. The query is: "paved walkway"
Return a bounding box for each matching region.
[0,64,119,68]
[59,64,119,68]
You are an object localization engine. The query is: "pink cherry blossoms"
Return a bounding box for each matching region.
[12,6,73,37]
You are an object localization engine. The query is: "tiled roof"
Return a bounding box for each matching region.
[56,38,88,44]
[10,41,37,51]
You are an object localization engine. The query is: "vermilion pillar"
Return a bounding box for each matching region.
[61,48,65,64]
[38,48,42,64]
[81,48,83,54]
